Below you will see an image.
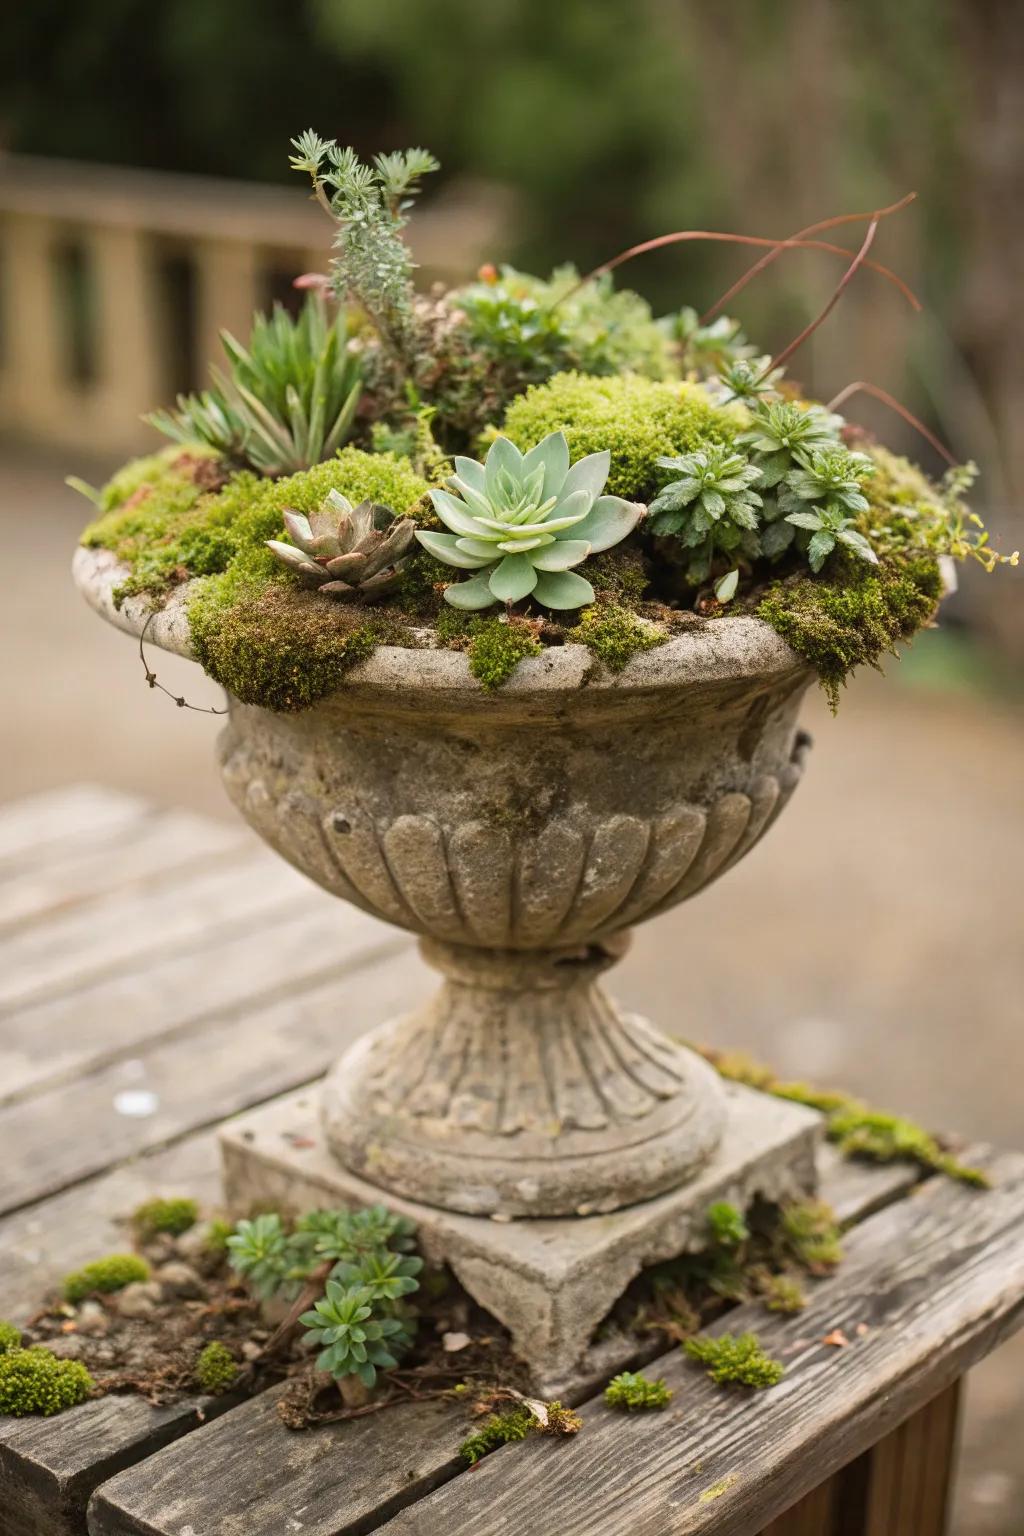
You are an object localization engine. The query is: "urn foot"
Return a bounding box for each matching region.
[322,933,727,1217]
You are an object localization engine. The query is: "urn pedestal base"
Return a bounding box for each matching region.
[322,935,729,1218]
[221,1083,821,1392]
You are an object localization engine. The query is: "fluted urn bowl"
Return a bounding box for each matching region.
[75,546,814,1217]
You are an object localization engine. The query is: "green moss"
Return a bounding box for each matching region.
[0,1320,22,1354]
[700,1045,989,1188]
[566,602,668,672]
[759,1274,807,1314]
[780,1201,843,1272]
[63,1254,150,1303]
[501,372,741,498]
[132,1197,199,1238]
[585,546,651,605]
[465,616,542,691]
[459,1405,534,1463]
[684,1330,784,1389]
[202,1218,234,1257]
[705,1201,749,1249]
[0,1348,94,1416]
[604,1370,673,1410]
[756,550,943,711]
[194,1341,239,1393]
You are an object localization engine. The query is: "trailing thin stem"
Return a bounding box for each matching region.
[827,380,958,466]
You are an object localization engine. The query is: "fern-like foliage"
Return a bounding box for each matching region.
[290,132,439,366]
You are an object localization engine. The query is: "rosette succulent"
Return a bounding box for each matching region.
[267,490,415,600]
[299,1280,405,1388]
[416,431,642,610]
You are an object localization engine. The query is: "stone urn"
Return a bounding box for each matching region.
[74,547,813,1222]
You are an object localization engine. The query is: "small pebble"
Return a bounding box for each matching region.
[116,1281,164,1319]
[76,1301,109,1336]
[153,1262,206,1300]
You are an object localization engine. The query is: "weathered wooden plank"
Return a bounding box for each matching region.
[0,786,149,871]
[366,1148,1024,1536]
[0,900,401,1108]
[0,851,317,1015]
[74,1148,923,1536]
[814,1143,920,1225]
[0,940,425,1216]
[0,808,245,933]
[0,1130,221,1318]
[0,1389,235,1536]
[87,1386,467,1536]
[862,1382,960,1536]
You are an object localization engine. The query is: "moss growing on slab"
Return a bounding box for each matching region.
[759,1273,807,1314]
[604,1370,673,1410]
[567,603,668,672]
[756,550,943,711]
[440,615,542,692]
[699,1044,989,1188]
[0,1348,94,1416]
[63,1254,150,1303]
[132,1197,199,1238]
[780,1200,843,1273]
[684,1330,784,1389]
[501,372,741,498]
[194,1341,239,1393]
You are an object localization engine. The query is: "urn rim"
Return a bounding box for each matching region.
[73,543,810,701]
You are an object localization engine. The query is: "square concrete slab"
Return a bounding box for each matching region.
[221,1082,821,1390]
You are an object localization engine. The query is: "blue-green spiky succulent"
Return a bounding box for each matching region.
[416,431,642,611]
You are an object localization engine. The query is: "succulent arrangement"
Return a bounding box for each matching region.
[76,132,1017,713]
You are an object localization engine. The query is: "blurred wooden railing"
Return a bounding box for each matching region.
[0,154,510,457]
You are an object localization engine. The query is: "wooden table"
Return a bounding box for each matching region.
[1,785,1021,1536]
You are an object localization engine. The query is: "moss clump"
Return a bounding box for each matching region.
[132,1197,199,1238]
[63,1254,150,1303]
[684,1331,784,1389]
[586,545,651,605]
[501,372,741,498]
[756,550,943,711]
[462,616,542,691]
[604,1370,673,1410]
[202,1218,234,1257]
[780,1201,843,1273]
[0,1320,22,1354]
[759,1274,807,1314]
[700,1045,989,1188]
[825,1107,991,1188]
[459,1405,534,1463]
[194,1341,239,1394]
[567,603,668,672]
[705,1201,750,1249]
[0,1348,94,1416]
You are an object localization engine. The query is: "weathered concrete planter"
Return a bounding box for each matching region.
[74,546,814,1224]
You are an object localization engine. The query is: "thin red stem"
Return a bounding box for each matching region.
[766,213,881,373]
[700,193,918,323]
[827,380,958,466]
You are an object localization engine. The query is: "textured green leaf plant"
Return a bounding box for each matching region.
[649,443,765,597]
[779,446,879,572]
[299,1279,406,1389]
[417,430,642,610]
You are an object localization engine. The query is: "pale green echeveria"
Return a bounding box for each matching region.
[416,431,642,610]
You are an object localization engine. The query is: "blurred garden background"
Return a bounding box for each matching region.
[0,2,1021,1529]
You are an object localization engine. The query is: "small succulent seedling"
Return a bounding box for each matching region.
[267,491,416,600]
[417,431,641,610]
[299,1280,405,1389]
[225,1213,291,1300]
[705,1201,750,1248]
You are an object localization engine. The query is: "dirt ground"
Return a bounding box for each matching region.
[4,438,1022,1533]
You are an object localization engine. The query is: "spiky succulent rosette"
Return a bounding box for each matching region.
[416,431,642,610]
[267,489,415,600]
